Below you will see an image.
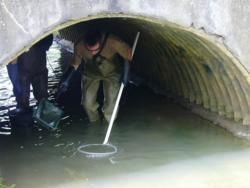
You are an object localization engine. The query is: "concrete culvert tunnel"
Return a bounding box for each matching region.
[1,15,250,137]
[55,17,250,137]
[1,1,250,187]
[0,1,250,138]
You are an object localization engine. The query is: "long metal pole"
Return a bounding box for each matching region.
[103,32,140,145]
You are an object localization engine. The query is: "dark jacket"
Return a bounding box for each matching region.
[19,34,53,75]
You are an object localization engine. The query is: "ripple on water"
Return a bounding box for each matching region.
[0,91,11,100]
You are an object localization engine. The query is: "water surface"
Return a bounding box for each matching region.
[0,43,250,188]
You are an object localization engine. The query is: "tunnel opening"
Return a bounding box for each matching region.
[53,16,250,137]
[1,15,250,137]
[2,14,250,188]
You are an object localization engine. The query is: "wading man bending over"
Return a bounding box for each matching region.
[70,30,132,124]
[7,34,53,114]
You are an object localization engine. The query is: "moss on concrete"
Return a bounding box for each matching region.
[0,178,15,188]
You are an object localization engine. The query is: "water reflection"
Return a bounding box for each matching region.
[0,42,250,188]
[0,62,15,135]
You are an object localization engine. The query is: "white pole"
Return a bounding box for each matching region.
[102,32,140,145]
[103,83,125,144]
[131,32,140,57]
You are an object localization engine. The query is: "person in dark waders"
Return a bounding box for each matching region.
[7,34,53,135]
[70,30,132,125]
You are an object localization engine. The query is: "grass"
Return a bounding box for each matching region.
[0,178,15,188]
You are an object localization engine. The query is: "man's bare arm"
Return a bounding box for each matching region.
[71,43,83,70]
[111,36,132,61]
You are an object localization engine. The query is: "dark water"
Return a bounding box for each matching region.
[1,43,250,188]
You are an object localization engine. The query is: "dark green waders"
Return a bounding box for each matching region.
[81,57,122,123]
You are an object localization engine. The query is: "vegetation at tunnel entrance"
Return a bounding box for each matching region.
[0,177,15,188]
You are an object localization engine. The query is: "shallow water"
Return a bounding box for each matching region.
[0,43,250,188]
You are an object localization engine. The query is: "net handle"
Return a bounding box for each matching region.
[103,32,140,145]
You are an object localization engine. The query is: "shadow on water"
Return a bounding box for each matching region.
[0,43,250,188]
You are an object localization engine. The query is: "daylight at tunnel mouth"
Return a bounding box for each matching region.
[1,15,250,138]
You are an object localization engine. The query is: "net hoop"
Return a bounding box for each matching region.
[77,143,117,158]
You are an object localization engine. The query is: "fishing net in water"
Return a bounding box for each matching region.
[77,143,117,158]
[77,32,140,159]
[33,99,63,130]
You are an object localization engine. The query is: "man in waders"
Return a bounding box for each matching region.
[70,30,132,124]
[7,35,53,133]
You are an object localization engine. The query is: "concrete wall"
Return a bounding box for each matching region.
[0,0,250,71]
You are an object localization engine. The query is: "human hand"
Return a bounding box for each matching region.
[122,60,130,86]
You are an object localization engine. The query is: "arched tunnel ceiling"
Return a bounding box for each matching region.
[0,0,249,137]
[58,17,250,126]
[0,3,249,136]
